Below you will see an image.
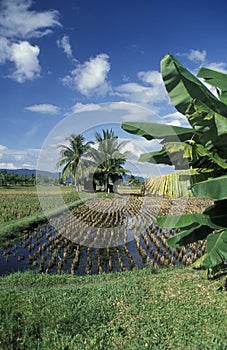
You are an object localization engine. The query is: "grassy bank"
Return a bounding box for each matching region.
[0,267,226,350]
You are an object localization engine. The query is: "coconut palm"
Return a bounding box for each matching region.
[89,129,130,192]
[56,134,93,189]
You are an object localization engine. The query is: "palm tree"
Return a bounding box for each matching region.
[89,129,130,192]
[56,134,93,190]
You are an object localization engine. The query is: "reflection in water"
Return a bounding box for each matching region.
[0,197,206,276]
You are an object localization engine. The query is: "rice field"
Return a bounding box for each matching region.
[0,186,80,224]
[0,196,207,277]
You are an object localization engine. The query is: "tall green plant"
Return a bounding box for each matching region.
[122,54,227,277]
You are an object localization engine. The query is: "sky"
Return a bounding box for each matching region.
[1,0,227,177]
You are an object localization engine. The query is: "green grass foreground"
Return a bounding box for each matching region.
[0,267,226,350]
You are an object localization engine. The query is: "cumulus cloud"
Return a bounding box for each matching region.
[24,104,60,115]
[0,0,61,39]
[57,35,72,57]
[62,53,111,96]
[187,49,206,63]
[114,70,167,104]
[0,0,61,82]
[9,41,41,82]
[177,49,207,64]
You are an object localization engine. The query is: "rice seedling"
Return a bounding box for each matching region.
[0,196,210,277]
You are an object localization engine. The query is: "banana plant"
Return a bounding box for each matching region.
[122,54,227,277]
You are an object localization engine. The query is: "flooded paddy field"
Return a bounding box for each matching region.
[0,196,206,276]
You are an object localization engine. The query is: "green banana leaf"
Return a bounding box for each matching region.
[157,211,223,230]
[157,213,204,229]
[197,67,227,91]
[121,121,195,142]
[167,224,214,247]
[200,230,227,268]
[157,200,227,246]
[186,99,227,155]
[161,54,227,117]
[192,175,227,199]
[219,91,227,105]
[139,144,189,169]
[203,199,227,228]
[139,148,172,165]
[139,140,227,170]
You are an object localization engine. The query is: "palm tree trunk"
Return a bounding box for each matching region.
[104,173,109,192]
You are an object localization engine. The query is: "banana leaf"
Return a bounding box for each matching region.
[167,224,214,247]
[197,67,227,92]
[192,175,227,199]
[139,149,172,165]
[161,54,227,117]
[157,211,223,230]
[219,91,227,105]
[186,99,227,154]
[157,213,204,228]
[157,202,227,246]
[200,230,227,268]
[121,121,195,142]
[139,140,227,170]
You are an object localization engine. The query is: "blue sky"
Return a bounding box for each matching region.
[1,0,227,176]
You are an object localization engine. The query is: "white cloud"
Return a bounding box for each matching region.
[107,101,159,121]
[137,70,163,85]
[0,0,61,39]
[0,145,7,151]
[68,101,160,123]
[0,146,40,169]
[0,0,61,82]
[9,41,41,82]
[25,104,60,115]
[206,62,227,73]
[120,138,161,158]
[62,53,111,96]
[0,39,41,82]
[0,37,11,64]
[0,163,17,169]
[70,103,102,114]
[114,70,167,104]
[57,35,72,57]
[187,49,206,63]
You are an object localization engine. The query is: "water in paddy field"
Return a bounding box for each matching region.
[0,197,206,276]
[0,224,206,277]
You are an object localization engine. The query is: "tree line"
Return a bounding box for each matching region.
[0,170,36,186]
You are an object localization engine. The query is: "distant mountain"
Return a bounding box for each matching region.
[0,169,60,179]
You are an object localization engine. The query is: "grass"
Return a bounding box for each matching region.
[0,267,226,350]
[0,186,81,224]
